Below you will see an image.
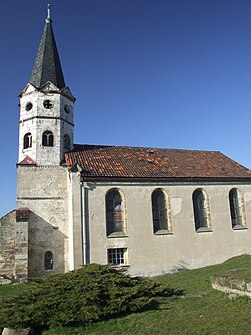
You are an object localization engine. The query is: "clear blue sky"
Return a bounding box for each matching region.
[1,0,251,217]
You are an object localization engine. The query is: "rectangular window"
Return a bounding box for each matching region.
[107,248,127,266]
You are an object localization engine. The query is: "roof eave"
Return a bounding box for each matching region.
[80,175,251,183]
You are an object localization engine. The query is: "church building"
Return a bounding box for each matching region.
[1,6,251,281]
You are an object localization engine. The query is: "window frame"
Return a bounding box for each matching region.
[23,132,32,149]
[105,189,127,237]
[107,248,127,266]
[63,134,71,150]
[151,188,172,235]
[192,188,212,232]
[44,250,53,271]
[42,130,54,147]
[229,188,247,230]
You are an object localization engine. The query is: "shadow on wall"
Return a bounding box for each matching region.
[28,212,67,278]
[171,260,190,273]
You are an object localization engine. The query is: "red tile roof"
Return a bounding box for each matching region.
[65,144,251,180]
[18,156,36,165]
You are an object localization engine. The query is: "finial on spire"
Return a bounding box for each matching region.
[46,4,52,23]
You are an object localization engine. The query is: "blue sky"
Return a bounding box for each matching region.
[1,0,251,217]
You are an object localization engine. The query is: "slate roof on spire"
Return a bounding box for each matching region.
[29,9,66,89]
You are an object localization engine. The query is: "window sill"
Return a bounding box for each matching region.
[154,230,173,235]
[196,227,213,233]
[107,232,128,238]
[233,225,248,231]
[111,264,130,269]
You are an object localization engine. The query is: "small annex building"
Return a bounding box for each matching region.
[1,6,251,281]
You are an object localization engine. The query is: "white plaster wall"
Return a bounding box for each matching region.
[84,181,251,276]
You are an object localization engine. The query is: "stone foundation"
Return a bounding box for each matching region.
[212,275,251,298]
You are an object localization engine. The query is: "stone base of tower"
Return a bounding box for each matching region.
[16,165,71,278]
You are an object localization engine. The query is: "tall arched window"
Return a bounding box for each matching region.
[44,251,53,270]
[152,189,171,233]
[42,131,54,146]
[229,188,246,229]
[64,134,71,150]
[193,189,211,231]
[106,189,126,236]
[23,132,32,149]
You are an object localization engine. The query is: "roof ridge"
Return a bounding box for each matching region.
[72,143,220,153]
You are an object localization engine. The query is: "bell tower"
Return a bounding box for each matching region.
[18,4,75,166]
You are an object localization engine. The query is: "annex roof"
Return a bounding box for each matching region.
[18,156,36,166]
[65,144,251,180]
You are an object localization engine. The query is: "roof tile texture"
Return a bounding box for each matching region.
[65,145,251,180]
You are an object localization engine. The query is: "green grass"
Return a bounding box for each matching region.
[2,255,251,335]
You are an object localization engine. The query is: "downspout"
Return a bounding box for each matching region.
[81,182,89,265]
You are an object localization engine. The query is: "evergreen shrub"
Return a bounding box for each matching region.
[0,264,170,330]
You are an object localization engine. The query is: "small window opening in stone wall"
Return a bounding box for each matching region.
[23,132,32,149]
[193,188,211,232]
[229,188,246,229]
[107,248,127,266]
[42,131,54,146]
[106,189,126,236]
[64,134,71,150]
[44,251,53,270]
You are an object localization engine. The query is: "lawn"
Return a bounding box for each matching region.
[1,255,251,335]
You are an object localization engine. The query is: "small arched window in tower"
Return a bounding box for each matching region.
[23,132,32,149]
[106,189,126,236]
[64,134,71,150]
[229,188,246,229]
[152,189,171,233]
[42,131,54,147]
[193,189,211,232]
[44,251,53,270]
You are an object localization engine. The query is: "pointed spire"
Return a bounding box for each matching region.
[29,4,66,89]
